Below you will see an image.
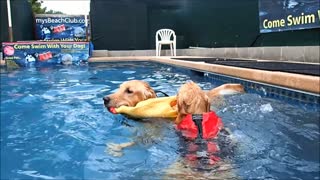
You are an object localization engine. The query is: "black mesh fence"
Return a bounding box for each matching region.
[0,0,34,44]
[90,0,320,50]
[1,0,319,50]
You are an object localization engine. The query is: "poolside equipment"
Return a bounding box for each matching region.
[110,96,178,119]
[155,29,176,57]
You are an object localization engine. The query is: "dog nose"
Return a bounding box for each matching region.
[103,96,110,104]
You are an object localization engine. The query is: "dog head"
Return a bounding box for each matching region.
[24,52,38,62]
[175,81,210,124]
[41,26,52,34]
[103,80,156,109]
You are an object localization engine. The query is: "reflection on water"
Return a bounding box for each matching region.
[1,62,319,179]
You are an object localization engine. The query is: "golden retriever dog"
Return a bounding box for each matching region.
[103,80,243,155]
[165,81,237,179]
[104,80,242,178]
[103,80,157,110]
[175,81,210,124]
[103,80,244,110]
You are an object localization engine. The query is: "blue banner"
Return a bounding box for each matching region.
[2,42,89,67]
[35,14,87,41]
[259,0,320,33]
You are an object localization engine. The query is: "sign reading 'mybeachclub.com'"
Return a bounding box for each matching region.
[259,0,320,33]
[35,14,87,41]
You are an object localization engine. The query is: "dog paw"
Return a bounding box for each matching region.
[105,143,124,157]
[107,143,124,152]
[107,149,124,157]
[105,142,135,157]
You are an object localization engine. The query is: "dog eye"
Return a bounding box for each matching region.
[126,88,133,94]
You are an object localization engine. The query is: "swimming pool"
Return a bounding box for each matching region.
[1,62,319,179]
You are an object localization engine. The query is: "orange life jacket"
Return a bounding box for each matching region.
[38,52,53,61]
[53,24,66,33]
[176,111,223,140]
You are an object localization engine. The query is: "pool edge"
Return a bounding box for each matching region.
[88,56,320,94]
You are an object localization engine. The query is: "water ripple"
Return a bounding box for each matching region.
[1,62,319,179]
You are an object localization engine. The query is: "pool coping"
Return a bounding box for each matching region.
[89,56,320,94]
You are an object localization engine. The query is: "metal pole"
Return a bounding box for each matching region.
[85,14,89,41]
[7,0,13,42]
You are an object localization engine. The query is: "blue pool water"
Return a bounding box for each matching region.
[1,62,319,179]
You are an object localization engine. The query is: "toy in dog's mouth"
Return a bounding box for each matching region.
[107,103,133,114]
[108,107,117,114]
[104,96,178,119]
[105,103,130,114]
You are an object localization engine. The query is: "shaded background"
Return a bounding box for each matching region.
[0,0,34,45]
[1,0,319,50]
[90,0,319,50]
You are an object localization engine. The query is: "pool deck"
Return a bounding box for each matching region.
[89,56,320,94]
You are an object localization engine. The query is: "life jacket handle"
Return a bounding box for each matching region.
[155,90,169,97]
[192,114,204,140]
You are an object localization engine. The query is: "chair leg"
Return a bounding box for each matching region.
[159,44,162,56]
[174,42,176,56]
[170,44,173,56]
[156,43,158,56]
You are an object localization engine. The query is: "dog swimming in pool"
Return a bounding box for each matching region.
[103,80,243,178]
[164,81,238,179]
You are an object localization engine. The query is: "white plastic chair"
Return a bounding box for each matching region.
[155,29,176,56]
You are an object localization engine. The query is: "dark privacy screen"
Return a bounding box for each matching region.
[90,0,319,50]
[0,0,34,44]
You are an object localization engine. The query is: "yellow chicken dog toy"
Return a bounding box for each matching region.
[108,95,224,141]
[109,96,178,119]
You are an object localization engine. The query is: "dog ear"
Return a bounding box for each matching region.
[177,94,189,115]
[179,91,193,106]
[143,85,156,99]
[176,97,189,124]
[175,114,185,124]
[205,95,210,112]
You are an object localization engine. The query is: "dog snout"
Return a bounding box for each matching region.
[103,96,110,105]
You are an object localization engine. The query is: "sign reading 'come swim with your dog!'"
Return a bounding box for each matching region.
[259,0,320,33]
[2,42,89,67]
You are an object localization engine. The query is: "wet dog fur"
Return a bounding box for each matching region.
[164,81,238,179]
[103,80,244,150]
[175,81,210,124]
[103,80,244,110]
[104,80,243,178]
